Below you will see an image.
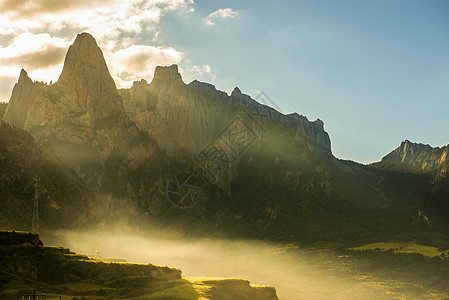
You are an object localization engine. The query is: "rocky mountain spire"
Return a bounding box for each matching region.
[150,65,184,90]
[18,69,32,85]
[58,32,112,85]
[2,32,128,148]
[57,32,124,119]
[1,69,35,128]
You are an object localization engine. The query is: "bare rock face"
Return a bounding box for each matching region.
[2,69,35,129]
[3,33,132,154]
[374,140,449,174]
[58,32,124,120]
[120,65,332,193]
[1,33,150,189]
[120,65,332,156]
[121,66,231,155]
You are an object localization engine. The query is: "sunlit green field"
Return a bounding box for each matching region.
[351,241,449,258]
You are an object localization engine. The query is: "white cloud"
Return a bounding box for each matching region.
[0,33,69,83]
[152,32,160,42]
[0,0,195,98]
[107,44,184,88]
[190,64,214,78]
[203,8,239,26]
[0,75,18,102]
[180,64,216,84]
[0,0,194,42]
[0,0,110,18]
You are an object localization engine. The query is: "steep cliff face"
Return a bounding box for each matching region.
[373,140,449,174]
[120,65,331,157]
[2,69,35,129]
[1,33,164,191]
[2,33,134,155]
[58,32,124,120]
[120,65,332,194]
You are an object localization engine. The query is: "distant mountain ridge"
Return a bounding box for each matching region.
[119,64,331,157]
[373,140,449,175]
[373,140,449,230]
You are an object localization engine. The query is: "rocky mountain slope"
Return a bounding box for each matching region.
[373,141,449,232]
[0,121,101,231]
[2,33,168,193]
[372,140,449,175]
[119,65,330,157]
[0,103,6,119]
[1,32,442,245]
[0,231,278,299]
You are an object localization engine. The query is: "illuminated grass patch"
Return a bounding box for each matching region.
[351,242,449,258]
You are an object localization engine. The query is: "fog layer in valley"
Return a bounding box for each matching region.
[46,228,435,300]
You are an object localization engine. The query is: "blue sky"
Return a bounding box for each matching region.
[0,0,448,163]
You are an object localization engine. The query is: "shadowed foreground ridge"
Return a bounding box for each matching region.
[0,231,278,299]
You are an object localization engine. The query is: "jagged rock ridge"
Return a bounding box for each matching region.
[120,64,331,157]
[120,65,332,192]
[373,140,449,174]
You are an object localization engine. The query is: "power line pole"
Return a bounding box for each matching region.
[32,177,39,235]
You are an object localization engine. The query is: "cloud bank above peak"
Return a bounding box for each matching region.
[0,0,227,99]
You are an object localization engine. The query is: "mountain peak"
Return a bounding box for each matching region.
[151,65,183,89]
[231,87,242,97]
[400,140,411,153]
[74,32,97,44]
[58,32,114,86]
[18,69,32,85]
[54,32,124,120]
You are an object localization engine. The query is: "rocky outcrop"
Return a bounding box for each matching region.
[120,65,331,157]
[2,69,35,129]
[2,33,134,155]
[373,140,449,174]
[1,33,162,191]
[57,32,124,122]
[120,65,332,193]
[0,231,43,246]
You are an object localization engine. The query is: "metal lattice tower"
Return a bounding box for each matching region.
[32,177,39,234]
